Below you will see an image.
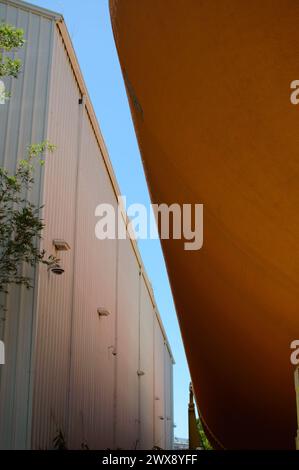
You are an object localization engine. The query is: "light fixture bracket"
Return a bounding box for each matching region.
[53,239,70,251]
[97,308,110,317]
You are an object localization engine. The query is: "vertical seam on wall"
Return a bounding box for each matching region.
[112,235,119,449]
[66,93,85,443]
[137,268,142,449]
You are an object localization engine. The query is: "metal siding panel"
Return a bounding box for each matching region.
[154,317,166,449]
[2,0,62,20]
[31,28,80,449]
[0,1,54,449]
[139,279,154,449]
[67,108,117,450]
[116,238,140,450]
[164,348,173,449]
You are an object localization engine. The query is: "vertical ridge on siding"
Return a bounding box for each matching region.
[67,106,117,450]
[115,238,140,449]
[154,316,167,449]
[139,278,154,449]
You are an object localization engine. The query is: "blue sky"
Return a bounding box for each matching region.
[28,0,190,438]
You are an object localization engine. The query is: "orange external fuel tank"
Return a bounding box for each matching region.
[110,0,299,449]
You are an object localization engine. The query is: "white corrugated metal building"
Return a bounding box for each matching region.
[0,0,174,450]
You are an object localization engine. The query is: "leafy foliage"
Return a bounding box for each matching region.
[196,418,212,450]
[0,142,57,303]
[0,24,57,310]
[0,22,25,79]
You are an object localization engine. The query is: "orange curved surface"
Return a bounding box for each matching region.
[110,0,299,449]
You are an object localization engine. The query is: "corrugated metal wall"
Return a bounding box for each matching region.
[0,0,174,450]
[0,0,54,449]
[154,316,167,449]
[31,26,81,449]
[164,344,174,450]
[115,238,140,449]
[68,105,118,450]
[139,278,154,449]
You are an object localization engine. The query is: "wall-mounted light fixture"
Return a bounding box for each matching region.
[49,239,69,276]
[53,239,71,251]
[97,308,110,318]
[49,263,65,275]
